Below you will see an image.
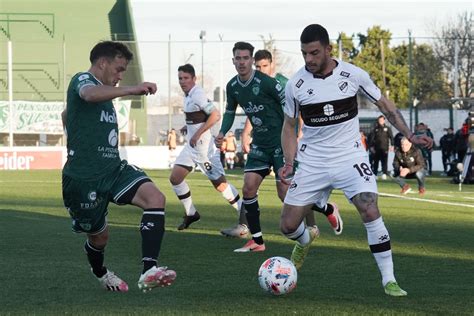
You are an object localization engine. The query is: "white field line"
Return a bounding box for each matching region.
[379,192,474,208]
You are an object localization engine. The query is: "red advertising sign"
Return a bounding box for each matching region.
[0,149,64,170]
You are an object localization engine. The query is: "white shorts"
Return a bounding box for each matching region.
[174,144,225,181]
[284,154,378,207]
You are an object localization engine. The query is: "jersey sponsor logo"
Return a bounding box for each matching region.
[108,129,118,147]
[340,71,350,78]
[251,116,263,126]
[296,79,304,88]
[338,81,348,93]
[252,84,260,96]
[323,104,334,116]
[88,191,97,201]
[100,110,117,123]
[78,73,90,81]
[243,101,264,114]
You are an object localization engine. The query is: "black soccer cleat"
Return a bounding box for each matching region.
[177,211,201,230]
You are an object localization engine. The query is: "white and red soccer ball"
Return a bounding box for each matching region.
[258,256,297,295]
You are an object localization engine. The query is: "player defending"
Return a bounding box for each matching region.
[279,24,432,296]
[62,41,176,292]
[170,64,246,236]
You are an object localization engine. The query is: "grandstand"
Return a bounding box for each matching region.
[0,0,146,145]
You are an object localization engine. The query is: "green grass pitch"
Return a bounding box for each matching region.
[0,169,473,315]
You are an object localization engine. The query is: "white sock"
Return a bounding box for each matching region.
[172,181,197,216]
[221,183,242,212]
[285,222,310,245]
[364,217,396,286]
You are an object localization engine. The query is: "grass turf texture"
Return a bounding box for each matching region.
[0,169,473,315]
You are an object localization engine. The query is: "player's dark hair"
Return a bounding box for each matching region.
[232,41,254,56]
[300,24,330,46]
[178,64,196,77]
[89,41,133,63]
[254,49,272,62]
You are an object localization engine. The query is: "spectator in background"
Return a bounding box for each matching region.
[360,130,368,151]
[393,132,404,151]
[454,119,469,162]
[415,123,434,175]
[439,127,456,176]
[168,128,177,151]
[392,137,426,195]
[224,131,237,169]
[369,115,393,180]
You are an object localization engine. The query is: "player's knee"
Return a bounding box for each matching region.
[88,232,109,248]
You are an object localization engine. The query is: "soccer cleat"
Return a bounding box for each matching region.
[97,270,129,292]
[400,184,412,195]
[384,281,408,296]
[326,203,343,235]
[291,226,319,270]
[419,187,426,196]
[220,224,250,238]
[177,211,201,230]
[233,239,266,252]
[138,266,176,292]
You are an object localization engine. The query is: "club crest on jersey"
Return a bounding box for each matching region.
[323,104,334,116]
[340,71,350,78]
[296,79,304,88]
[338,81,348,93]
[252,85,260,96]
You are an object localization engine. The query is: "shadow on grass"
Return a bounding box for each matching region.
[0,209,473,315]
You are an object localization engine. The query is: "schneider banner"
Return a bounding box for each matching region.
[0,100,131,134]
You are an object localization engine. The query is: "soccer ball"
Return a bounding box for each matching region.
[258,256,297,295]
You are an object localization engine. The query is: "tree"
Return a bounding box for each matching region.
[393,43,447,104]
[432,11,473,98]
[352,26,408,105]
[334,32,358,61]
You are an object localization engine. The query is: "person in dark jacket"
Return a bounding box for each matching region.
[415,123,434,175]
[369,115,393,179]
[392,137,426,195]
[439,127,456,175]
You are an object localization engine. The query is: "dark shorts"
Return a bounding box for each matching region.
[62,160,150,234]
[244,144,285,180]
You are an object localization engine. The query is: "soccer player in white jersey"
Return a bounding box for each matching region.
[279,24,433,297]
[170,64,246,235]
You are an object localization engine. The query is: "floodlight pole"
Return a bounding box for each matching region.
[199,30,206,89]
[8,40,13,147]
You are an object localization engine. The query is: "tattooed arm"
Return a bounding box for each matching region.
[375,96,433,149]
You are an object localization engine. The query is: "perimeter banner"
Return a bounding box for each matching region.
[0,100,131,134]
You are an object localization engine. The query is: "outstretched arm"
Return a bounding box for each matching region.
[80,82,157,103]
[375,96,433,149]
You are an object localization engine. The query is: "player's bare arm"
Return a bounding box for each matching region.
[80,82,157,103]
[376,96,433,149]
[279,114,298,184]
[190,109,221,147]
[241,118,253,154]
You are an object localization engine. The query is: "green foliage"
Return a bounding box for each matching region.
[1,169,473,315]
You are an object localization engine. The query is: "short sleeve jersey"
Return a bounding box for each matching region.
[225,70,285,148]
[284,60,382,163]
[183,85,215,146]
[63,72,121,180]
